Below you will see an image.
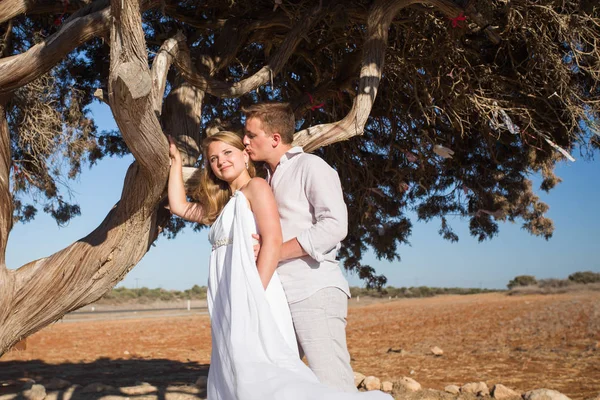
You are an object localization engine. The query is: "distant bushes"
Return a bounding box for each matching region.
[99,284,207,304]
[99,284,494,304]
[349,286,497,299]
[98,271,600,303]
[568,271,600,284]
[507,275,537,289]
[507,271,600,295]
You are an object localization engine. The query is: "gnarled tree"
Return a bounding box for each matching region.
[0,0,598,355]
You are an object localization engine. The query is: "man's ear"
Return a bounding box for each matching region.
[271,132,282,148]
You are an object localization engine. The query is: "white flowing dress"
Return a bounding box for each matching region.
[206,191,392,400]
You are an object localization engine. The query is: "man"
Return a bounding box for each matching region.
[242,102,356,392]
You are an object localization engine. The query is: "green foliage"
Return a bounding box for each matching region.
[507,275,538,289]
[99,286,208,303]
[537,278,571,288]
[568,271,600,284]
[508,271,600,295]
[349,285,497,299]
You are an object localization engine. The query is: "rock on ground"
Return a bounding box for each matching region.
[22,384,46,400]
[195,376,208,389]
[362,376,381,391]
[461,382,490,396]
[492,384,521,400]
[431,346,444,356]
[81,383,116,393]
[396,377,422,392]
[382,381,393,393]
[354,372,366,388]
[120,383,158,395]
[445,385,460,394]
[523,389,572,400]
[44,379,71,391]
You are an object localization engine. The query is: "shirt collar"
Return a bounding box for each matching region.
[265,146,303,182]
[279,146,303,165]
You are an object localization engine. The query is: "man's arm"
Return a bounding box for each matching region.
[280,238,307,261]
[288,157,348,262]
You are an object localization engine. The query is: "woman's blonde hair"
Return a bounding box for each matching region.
[193,131,256,225]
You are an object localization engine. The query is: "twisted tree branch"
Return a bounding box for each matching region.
[0,0,160,93]
[174,4,324,98]
[0,0,93,25]
[0,94,11,266]
[293,0,499,151]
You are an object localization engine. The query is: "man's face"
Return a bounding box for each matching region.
[243,117,273,162]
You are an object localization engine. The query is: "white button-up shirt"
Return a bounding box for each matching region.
[267,146,350,303]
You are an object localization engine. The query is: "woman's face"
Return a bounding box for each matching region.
[206,140,249,183]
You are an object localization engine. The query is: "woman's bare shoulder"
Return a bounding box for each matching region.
[242,177,273,206]
[244,177,271,193]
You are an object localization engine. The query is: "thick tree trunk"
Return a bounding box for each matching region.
[0,94,14,348]
[0,0,173,356]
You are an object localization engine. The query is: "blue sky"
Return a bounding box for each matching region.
[5,102,600,290]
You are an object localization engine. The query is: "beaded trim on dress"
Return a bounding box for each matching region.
[212,237,233,250]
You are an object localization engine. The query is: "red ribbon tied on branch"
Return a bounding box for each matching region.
[449,13,467,28]
[54,0,70,26]
[306,92,324,111]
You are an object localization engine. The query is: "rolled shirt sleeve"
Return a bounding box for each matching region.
[295,158,348,262]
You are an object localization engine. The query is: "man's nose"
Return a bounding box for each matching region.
[242,135,250,146]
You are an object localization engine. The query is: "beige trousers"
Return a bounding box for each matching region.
[288,287,357,392]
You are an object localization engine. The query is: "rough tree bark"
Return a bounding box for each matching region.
[0,0,172,356]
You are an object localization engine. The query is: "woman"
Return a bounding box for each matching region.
[168,131,391,400]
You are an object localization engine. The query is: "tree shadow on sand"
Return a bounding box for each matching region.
[0,358,209,400]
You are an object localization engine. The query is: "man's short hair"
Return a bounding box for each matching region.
[242,102,295,144]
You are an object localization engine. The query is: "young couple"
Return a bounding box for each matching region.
[168,103,391,400]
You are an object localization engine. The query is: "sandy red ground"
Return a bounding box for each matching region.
[2,292,599,399]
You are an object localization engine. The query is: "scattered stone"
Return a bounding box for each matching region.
[195,376,208,389]
[523,389,572,400]
[382,381,393,393]
[165,393,199,400]
[492,384,521,400]
[120,382,158,395]
[123,350,130,355]
[81,383,116,393]
[61,385,80,400]
[461,382,490,396]
[166,385,200,394]
[354,372,366,388]
[44,379,71,391]
[0,394,18,400]
[431,346,444,356]
[396,377,422,392]
[387,348,408,355]
[21,380,36,390]
[165,385,201,400]
[22,384,46,400]
[445,385,460,394]
[409,370,415,375]
[362,376,381,391]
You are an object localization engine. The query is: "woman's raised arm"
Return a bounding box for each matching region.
[167,136,204,223]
